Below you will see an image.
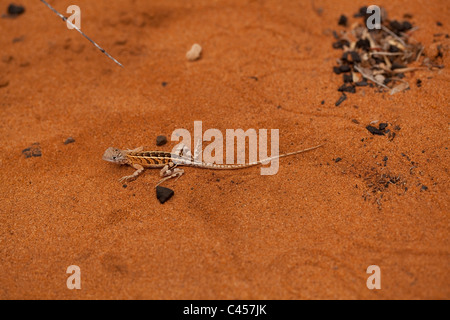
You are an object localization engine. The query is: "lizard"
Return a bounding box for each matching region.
[102,144,323,186]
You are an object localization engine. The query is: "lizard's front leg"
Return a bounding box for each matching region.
[156,163,184,186]
[118,163,145,183]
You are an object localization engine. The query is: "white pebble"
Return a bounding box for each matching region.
[186,44,202,61]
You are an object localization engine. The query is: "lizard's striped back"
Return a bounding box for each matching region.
[126,151,173,168]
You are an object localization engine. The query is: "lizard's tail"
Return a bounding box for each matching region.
[194,144,324,169]
[254,143,324,165]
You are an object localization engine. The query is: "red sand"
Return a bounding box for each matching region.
[0,0,449,299]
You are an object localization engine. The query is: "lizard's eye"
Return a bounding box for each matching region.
[112,156,116,160]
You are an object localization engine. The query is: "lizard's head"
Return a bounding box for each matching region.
[102,147,128,164]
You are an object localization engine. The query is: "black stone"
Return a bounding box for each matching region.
[338,84,356,93]
[354,6,368,18]
[335,157,342,163]
[355,81,368,86]
[343,74,353,83]
[338,15,348,27]
[156,135,168,146]
[366,125,385,136]
[161,82,168,87]
[332,39,350,50]
[335,94,347,107]
[338,65,351,73]
[8,4,25,15]
[356,39,370,50]
[402,21,413,31]
[379,123,388,130]
[22,143,41,158]
[350,51,361,63]
[156,186,174,204]
[64,137,75,145]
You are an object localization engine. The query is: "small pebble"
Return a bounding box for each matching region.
[366,125,385,136]
[156,135,167,146]
[64,137,75,145]
[22,142,41,158]
[335,93,347,107]
[156,186,174,204]
[338,15,347,27]
[8,4,25,15]
[0,79,9,88]
[186,44,202,61]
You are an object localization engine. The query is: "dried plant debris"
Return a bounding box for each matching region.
[331,6,445,104]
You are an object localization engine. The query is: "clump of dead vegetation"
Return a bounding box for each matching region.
[332,6,444,103]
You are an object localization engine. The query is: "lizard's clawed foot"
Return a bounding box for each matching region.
[118,175,136,183]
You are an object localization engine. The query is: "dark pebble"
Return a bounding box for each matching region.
[156,135,168,146]
[338,15,348,27]
[8,4,25,15]
[156,186,174,204]
[366,125,385,136]
[343,74,353,83]
[350,51,361,63]
[389,20,413,34]
[161,82,168,87]
[321,100,325,105]
[421,185,428,191]
[332,39,350,50]
[338,84,356,93]
[354,6,368,18]
[416,79,422,87]
[64,137,75,145]
[379,123,388,130]
[335,94,347,107]
[402,21,413,31]
[335,157,342,163]
[436,21,443,27]
[122,184,127,188]
[22,142,41,158]
[339,65,351,73]
[356,39,370,50]
[355,81,368,86]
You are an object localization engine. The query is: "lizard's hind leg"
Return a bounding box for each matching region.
[156,163,184,187]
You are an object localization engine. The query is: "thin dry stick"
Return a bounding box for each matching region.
[370,52,404,56]
[354,65,389,89]
[381,25,406,47]
[40,0,123,68]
